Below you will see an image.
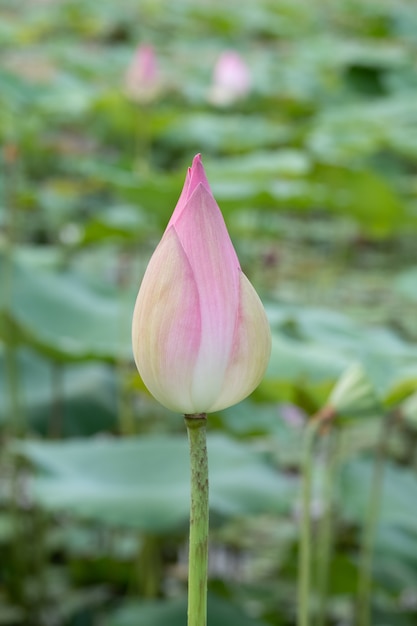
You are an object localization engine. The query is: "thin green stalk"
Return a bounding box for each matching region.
[184,413,209,626]
[136,534,162,598]
[116,250,136,436]
[357,412,396,626]
[117,359,136,436]
[30,507,49,623]
[316,431,339,626]
[49,362,63,438]
[297,420,320,626]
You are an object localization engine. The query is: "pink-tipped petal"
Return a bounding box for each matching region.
[167,155,211,229]
[172,183,241,409]
[132,228,202,413]
[187,154,211,196]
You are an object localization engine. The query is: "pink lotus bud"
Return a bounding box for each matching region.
[209,51,251,106]
[124,44,160,103]
[132,155,271,414]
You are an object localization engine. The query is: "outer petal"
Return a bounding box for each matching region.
[209,271,271,412]
[167,154,210,230]
[132,154,271,415]
[173,183,241,410]
[132,227,202,413]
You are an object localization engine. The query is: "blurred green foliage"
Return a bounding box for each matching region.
[1,0,417,624]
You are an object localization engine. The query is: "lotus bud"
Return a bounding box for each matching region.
[208,50,251,106]
[132,154,271,414]
[124,44,160,103]
[327,362,381,417]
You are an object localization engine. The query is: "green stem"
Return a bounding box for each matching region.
[49,362,63,438]
[298,420,320,626]
[184,414,209,626]
[136,533,162,598]
[316,431,339,626]
[357,412,395,626]
[117,359,136,436]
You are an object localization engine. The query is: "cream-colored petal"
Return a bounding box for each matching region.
[208,272,271,412]
[132,228,202,413]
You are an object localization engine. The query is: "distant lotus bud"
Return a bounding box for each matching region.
[327,362,381,417]
[208,51,251,106]
[124,44,160,103]
[132,154,271,414]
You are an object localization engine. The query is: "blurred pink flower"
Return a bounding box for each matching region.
[280,403,306,428]
[209,51,251,106]
[125,44,160,103]
[132,154,271,414]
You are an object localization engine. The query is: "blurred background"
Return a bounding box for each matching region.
[1,0,417,624]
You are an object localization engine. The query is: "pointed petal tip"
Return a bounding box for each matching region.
[187,153,210,195]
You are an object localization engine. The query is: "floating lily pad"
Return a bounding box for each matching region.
[0,347,118,435]
[0,253,132,361]
[17,434,295,531]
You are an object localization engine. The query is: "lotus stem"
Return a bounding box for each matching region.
[298,419,320,626]
[357,410,397,626]
[316,431,339,626]
[185,413,209,626]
